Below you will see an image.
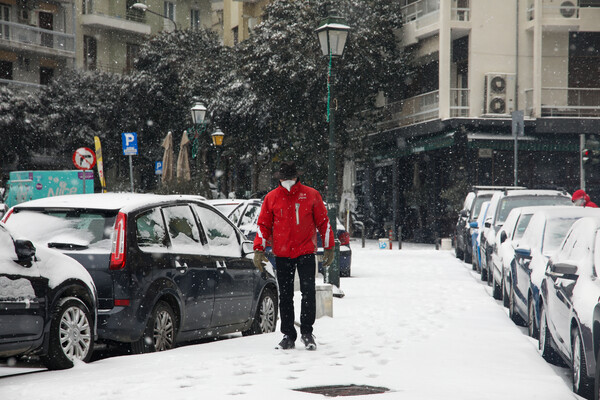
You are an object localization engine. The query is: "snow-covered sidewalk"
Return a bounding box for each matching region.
[0,240,579,399]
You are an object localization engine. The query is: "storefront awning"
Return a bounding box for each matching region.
[373,132,455,161]
[467,134,578,152]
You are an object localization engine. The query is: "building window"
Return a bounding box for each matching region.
[40,67,54,85]
[164,1,175,29]
[126,43,140,74]
[190,8,200,29]
[1,4,10,39]
[0,60,12,80]
[83,35,97,71]
[82,0,93,14]
[232,26,238,45]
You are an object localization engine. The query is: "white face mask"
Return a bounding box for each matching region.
[281,179,297,191]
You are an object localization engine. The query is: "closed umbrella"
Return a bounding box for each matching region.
[161,131,174,186]
[177,130,191,182]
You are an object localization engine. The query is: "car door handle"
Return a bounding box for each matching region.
[175,260,188,271]
[216,261,227,271]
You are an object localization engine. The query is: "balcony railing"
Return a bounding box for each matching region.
[0,20,75,53]
[378,90,440,129]
[450,88,469,117]
[0,78,43,91]
[525,87,600,117]
[401,0,440,22]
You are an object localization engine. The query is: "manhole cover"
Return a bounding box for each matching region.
[295,384,390,397]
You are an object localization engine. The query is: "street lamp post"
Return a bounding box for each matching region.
[316,7,350,289]
[211,127,225,197]
[189,98,211,196]
[130,2,177,31]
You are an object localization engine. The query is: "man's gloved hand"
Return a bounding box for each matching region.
[253,250,268,272]
[322,248,335,267]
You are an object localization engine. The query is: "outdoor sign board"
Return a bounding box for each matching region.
[122,132,138,156]
[4,170,94,208]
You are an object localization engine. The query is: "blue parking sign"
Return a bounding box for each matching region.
[155,161,163,175]
[122,132,138,156]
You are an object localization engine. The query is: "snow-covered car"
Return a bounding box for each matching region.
[538,216,600,399]
[492,206,535,304]
[470,201,490,273]
[455,187,504,264]
[480,189,572,284]
[0,222,97,370]
[3,193,278,354]
[509,207,600,341]
[224,198,352,277]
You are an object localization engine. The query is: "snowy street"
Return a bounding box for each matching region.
[0,240,582,399]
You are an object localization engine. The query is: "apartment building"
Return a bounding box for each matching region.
[222,0,267,46]
[0,0,213,88]
[357,0,600,241]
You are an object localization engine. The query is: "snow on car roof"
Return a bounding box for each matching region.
[12,193,208,212]
[500,189,570,197]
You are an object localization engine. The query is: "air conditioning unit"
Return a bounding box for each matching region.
[560,1,577,18]
[484,73,516,115]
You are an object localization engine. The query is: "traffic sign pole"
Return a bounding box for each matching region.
[121,132,138,193]
[129,155,134,193]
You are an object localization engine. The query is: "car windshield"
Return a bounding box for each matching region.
[543,217,582,254]
[471,194,493,220]
[513,214,533,241]
[5,208,117,250]
[495,196,571,225]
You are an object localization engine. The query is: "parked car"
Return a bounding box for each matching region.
[480,189,572,284]
[3,193,278,354]
[224,199,352,277]
[455,187,504,263]
[470,201,491,273]
[492,206,536,305]
[538,216,600,399]
[0,222,97,370]
[510,207,600,343]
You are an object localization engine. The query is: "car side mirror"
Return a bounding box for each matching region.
[549,261,578,277]
[15,239,36,264]
[241,240,254,257]
[514,246,531,259]
[459,210,469,218]
[484,221,491,228]
[469,221,478,229]
[500,231,508,244]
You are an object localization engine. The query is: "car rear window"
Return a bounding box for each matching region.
[6,208,117,250]
[496,196,571,225]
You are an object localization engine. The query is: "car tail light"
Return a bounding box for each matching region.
[338,231,350,246]
[114,299,130,306]
[110,212,127,270]
[1,207,14,224]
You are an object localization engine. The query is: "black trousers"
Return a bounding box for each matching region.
[275,254,316,341]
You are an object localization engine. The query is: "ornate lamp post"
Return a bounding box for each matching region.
[316,7,350,289]
[211,127,225,197]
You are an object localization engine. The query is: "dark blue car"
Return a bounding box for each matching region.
[4,194,278,354]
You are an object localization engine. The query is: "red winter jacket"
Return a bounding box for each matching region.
[253,181,334,258]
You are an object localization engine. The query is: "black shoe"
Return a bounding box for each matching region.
[276,335,295,350]
[301,334,317,350]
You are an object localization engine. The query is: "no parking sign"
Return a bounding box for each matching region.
[73,147,96,170]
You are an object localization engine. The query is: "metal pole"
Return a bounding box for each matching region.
[326,47,340,289]
[580,134,586,191]
[129,155,134,192]
[82,169,86,194]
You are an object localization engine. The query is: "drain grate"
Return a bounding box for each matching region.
[295,384,390,397]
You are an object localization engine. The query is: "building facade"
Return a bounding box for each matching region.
[354,0,600,242]
[0,0,213,87]
[221,0,267,46]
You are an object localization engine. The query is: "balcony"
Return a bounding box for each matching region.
[376,90,440,131]
[0,78,43,91]
[526,0,584,30]
[525,87,600,117]
[450,88,469,117]
[0,20,74,57]
[81,10,151,35]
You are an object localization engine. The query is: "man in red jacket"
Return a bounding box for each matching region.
[253,161,335,350]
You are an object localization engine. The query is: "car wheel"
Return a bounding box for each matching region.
[527,297,538,338]
[502,274,510,308]
[41,297,94,370]
[492,271,502,300]
[594,347,600,400]
[509,283,525,326]
[131,301,177,354]
[539,304,559,363]
[243,287,278,336]
[572,327,593,398]
[464,248,472,264]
